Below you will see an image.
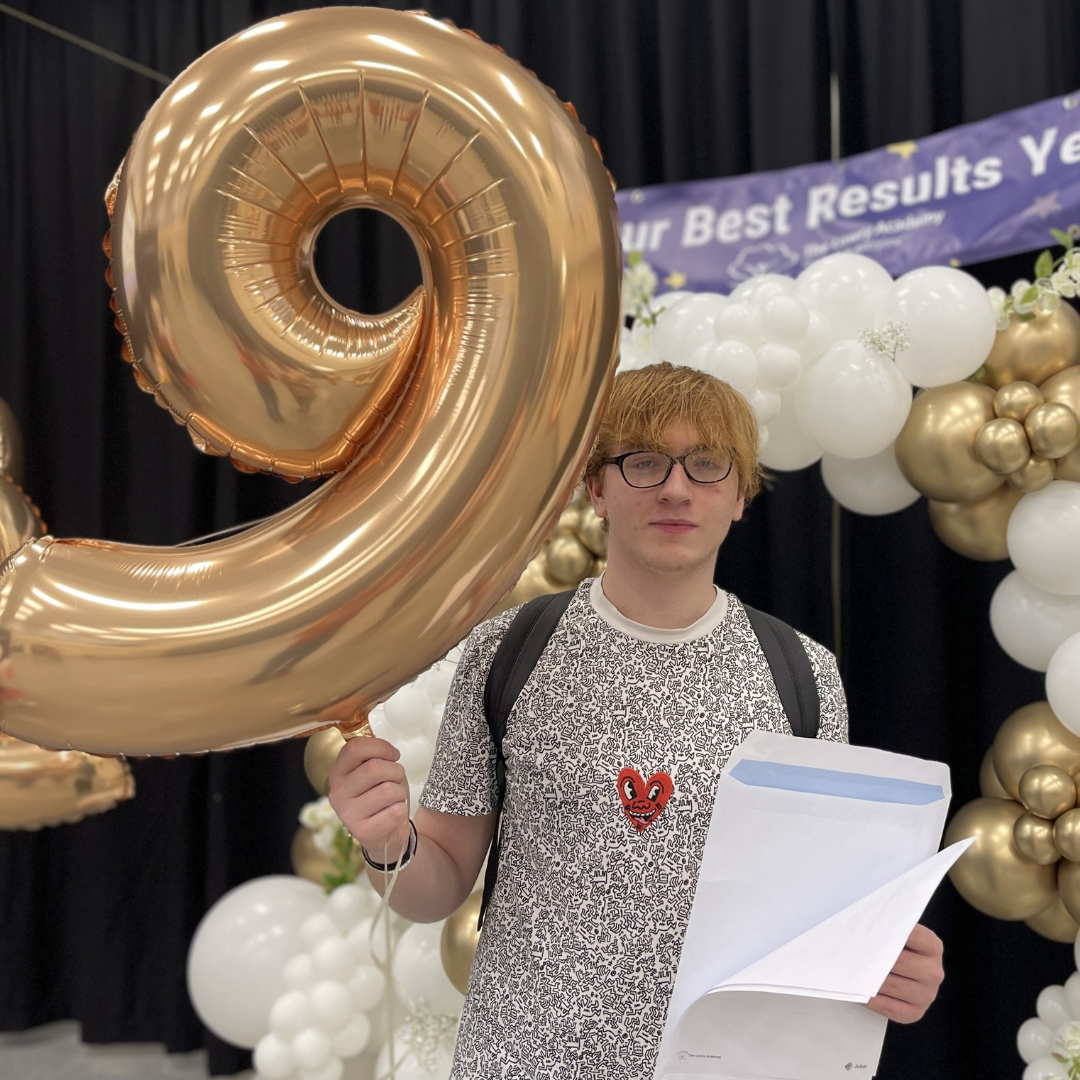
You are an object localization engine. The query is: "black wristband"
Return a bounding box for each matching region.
[361,818,418,872]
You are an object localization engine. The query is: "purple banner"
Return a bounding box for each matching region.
[616,92,1080,292]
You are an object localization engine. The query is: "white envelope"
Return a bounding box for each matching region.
[654,730,968,1080]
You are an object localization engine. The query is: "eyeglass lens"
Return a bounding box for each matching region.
[620,451,731,488]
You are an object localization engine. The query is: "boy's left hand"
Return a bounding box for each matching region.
[864,923,944,1024]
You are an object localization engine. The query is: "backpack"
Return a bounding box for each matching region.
[477,588,822,929]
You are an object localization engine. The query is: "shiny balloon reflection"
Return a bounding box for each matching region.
[0,9,621,756]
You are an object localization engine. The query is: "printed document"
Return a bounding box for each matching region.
[654,730,970,1080]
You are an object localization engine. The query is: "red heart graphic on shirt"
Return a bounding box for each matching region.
[617,767,673,832]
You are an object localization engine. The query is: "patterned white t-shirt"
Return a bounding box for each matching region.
[420,576,848,1079]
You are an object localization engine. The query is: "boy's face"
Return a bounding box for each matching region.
[585,420,744,577]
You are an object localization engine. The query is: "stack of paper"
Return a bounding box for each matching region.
[654,731,970,1080]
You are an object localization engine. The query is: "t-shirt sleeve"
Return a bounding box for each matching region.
[797,632,849,745]
[419,609,516,816]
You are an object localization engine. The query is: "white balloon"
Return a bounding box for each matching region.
[691,339,758,392]
[651,289,692,313]
[300,1059,344,1080]
[876,266,996,387]
[713,302,763,346]
[309,981,356,1033]
[1039,985,1073,1031]
[270,990,312,1039]
[1008,482,1080,595]
[1065,972,1080,1019]
[820,445,920,515]
[1019,1017,1058,1064]
[347,916,390,967]
[757,425,770,453]
[794,341,912,459]
[798,309,833,362]
[760,390,822,472]
[651,293,729,361]
[1024,1057,1069,1080]
[990,572,1080,672]
[326,884,372,932]
[756,343,802,390]
[254,1033,297,1080]
[616,339,650,372]
[375,1024,456,1080]
[381,685,434,738]
[1048,632,1080,737]
[332,1013,372,1058]
[300,912,342,951]
[418,662,456,706]
[285,953,318,991]
[312,936,360,982]
[747,388,781,426]
[396,734,435,784]
[748,280,796,308]
[731,273,796,303]
[187,875,325,1049]
[293,1027,334,1072]
[392,921,466,1016]
[346,964,386,1012]
[796,253,893,340]
[761,294,810,345]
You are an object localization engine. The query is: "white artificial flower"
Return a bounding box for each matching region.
[300,796,346,852]
[1052,269,1077,298]
[622,258,659,321]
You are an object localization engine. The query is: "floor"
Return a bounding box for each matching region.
[0,1022,251,1080]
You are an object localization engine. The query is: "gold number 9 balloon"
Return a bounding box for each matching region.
[0,9,621,756]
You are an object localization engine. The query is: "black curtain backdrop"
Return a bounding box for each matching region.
[2,2,1080,1076]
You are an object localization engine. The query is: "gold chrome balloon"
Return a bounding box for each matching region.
[995,381,1044,422]
[1007,454,1055,492]
[992,701,1080,800]
[1019,763,1078,818]
[980,747,1011,798]
[945,797,1058,919]
[0,10,620,756]
[304,727,347,797]
[1026,401,1080,459]
[895,383,1002,502]
[978,303,1080,389]
[1059,858,1080,923]
[0,476,45,561]
[291,824,336,887]
[1044,370,1080,480]
[1055,808,1080,863]
[0,399,25,486]
[0,735,134,830]
[926,485,1023,561]
[974,417,1030,474]
[545,534,595,586]
[441,889,483,995]
[1025,896,1080,943]
[1013,811,1061,864]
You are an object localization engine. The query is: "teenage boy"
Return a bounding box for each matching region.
[329,362,945,1078]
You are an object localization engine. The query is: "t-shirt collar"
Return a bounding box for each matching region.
[588,573,728,644]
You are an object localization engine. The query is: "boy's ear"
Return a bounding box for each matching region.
[585,473,606,517]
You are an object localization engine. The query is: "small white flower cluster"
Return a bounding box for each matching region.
[858,321,910,363]
[987,245,1080,330]
[622,252,660,325]
[299,797,343,856]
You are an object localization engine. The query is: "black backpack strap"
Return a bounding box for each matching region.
[741,603,821,740]
[477,589,576,929]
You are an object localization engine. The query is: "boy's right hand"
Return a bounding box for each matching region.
[328,736,412,856]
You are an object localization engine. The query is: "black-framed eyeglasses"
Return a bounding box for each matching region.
[603,449,734,489]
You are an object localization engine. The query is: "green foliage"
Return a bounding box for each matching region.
[1052,227,1074,250]
[1035,249,1055,280]
[322,824,364,893]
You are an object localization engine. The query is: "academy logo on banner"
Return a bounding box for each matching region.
[616,92,1080,293]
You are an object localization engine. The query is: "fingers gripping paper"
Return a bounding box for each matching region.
[655,731,970,1080]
